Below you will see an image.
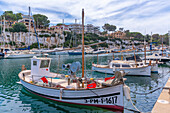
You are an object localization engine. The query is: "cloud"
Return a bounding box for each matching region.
[0,0,170,34]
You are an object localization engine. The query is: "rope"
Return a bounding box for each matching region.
[124,107,140,113]
[131,86,163,95]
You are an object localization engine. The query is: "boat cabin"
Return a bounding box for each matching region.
[109,60,145,68]
[31,56,51,77]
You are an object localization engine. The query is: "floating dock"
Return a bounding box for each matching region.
[152,77,170,113]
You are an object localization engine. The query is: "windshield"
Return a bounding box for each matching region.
[40,60,50,68]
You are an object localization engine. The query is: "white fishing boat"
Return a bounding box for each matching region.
[126,55,158,73]
[146,52,170,63]
[4,50,41,59]
[18,9,131,112]
[92,60,151,76]
[18,56,127,111]
[53,47,68,55]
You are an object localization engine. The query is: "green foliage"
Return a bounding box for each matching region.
[102,23,116,32]
[39,34,51,37]
[44,34,50,37]
[12,23,28,32]
[3,11,17,26]
[33,14,50,28]
[3,11,17,20]
[56,23,63,26]
[9,41,16,46]
[21,42,25,45]
[30,43,39,49]
[16,13,22,21]
[51,33,56,37]
[50,45,56,49]
[100,43,108,48]
[39,35,43,37]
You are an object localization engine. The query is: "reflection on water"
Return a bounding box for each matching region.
[0,54,169,113]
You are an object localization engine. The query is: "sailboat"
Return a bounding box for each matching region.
[18,9,130,112]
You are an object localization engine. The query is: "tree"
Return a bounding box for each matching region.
[16,13,22,21]
[12,23,28,32]
[56,23,64,26]
[33,14,50,29]
[102,23,116,32]
[3,11,17,26]
[119,28,124,31]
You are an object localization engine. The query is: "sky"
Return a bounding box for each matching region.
[0,0,170,35]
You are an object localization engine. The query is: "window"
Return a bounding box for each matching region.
[112,64,120,67]
[122,64,130,67]
[33,61,37,66]
[40,60,50,68]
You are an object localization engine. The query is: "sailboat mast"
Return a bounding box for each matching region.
[1,16,2,46]
[162,37,163,56]
[3,17,6,47]
[169,31,170,50]
[144,36,146,64]
[28,6,31,46]
[82,9,84,78]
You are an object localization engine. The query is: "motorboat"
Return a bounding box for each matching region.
[53,47,68,55]
[4,50,41,59]
[126,55,159,73]
[92,60,151,76]
[145,52,170,63]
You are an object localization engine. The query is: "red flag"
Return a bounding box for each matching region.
[87,82,96,89]
[105,76,115,82]
[41,77,48,84]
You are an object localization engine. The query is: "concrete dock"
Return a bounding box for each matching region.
[152,77,170,113]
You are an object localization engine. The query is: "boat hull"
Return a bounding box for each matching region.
[92,64,151,76]
[151,64,158,73]
[55,51,68,55]
[68,52,86,55]
[4,54,40,59]
[19,78,124,111]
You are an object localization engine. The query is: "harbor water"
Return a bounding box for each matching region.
[0,54,170,113]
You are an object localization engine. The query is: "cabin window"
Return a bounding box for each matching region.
[112,64,120,67]
[122,64,130,67]
[33,61,37,66]
[40,60,50,68]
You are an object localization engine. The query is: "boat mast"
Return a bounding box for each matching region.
[82,9,85,80]
[169,31,170,50]
[144,35,146,64]
[3,16,6,47]
[162,37,163,56]
[28,6,31,47]
[1,16,2,46]
[30,7,40,49]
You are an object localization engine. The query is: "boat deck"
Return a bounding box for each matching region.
[152,77,170,113]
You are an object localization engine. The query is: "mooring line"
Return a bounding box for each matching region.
[130,86,163,95]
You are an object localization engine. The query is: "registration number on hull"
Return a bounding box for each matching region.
[85,96,118,104]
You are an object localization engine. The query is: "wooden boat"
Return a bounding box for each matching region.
[18,56,125,111]
[18,9,129,112]
[146,52,170,63]
[126,55,158,73]
[4,50,41,59]
[92,60,151,76]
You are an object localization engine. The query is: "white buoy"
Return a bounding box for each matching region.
[123,84,131,101]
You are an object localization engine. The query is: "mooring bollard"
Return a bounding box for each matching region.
[22,65,26,71]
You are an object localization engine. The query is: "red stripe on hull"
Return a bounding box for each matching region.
[26,88,124,112]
